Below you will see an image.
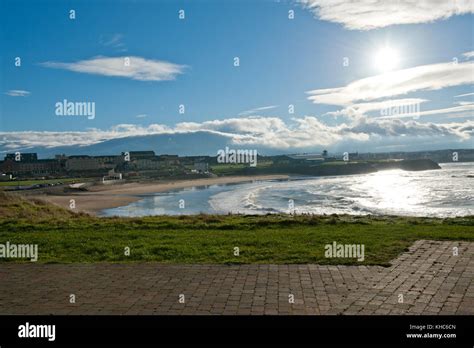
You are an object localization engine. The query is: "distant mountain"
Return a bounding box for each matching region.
[0,131,287,158]
[1,131,473,161]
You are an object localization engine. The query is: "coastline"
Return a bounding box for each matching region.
[30,175,289,215]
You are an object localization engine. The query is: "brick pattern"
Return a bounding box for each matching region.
[0,241,472,315]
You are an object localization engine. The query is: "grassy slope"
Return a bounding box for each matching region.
[0,178,87,187]
[0,192,473,265]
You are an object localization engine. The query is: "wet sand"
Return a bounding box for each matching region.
[31,175,289,215]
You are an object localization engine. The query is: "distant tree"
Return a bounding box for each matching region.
[322,150,328,157]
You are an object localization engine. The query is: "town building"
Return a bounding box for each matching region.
[65,156,101,172]
[0,154,62,177]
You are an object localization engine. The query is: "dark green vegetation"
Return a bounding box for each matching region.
[0,192,472,265]
[211,159,441,177]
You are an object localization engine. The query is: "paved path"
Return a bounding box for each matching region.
[0,240,472,315]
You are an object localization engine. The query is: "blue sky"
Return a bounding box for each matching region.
[0,0,473,154]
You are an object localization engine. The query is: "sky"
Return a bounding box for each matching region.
[0,0,473,154]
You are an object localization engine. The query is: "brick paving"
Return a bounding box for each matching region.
[0,240,472,315]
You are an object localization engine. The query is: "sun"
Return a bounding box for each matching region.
[374,46,399,72]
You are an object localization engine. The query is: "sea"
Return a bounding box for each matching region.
[100,162,474,218]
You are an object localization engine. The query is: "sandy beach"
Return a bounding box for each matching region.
[30,175,289,215]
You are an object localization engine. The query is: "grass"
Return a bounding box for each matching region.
[320,161,353,166]
[210,161,273,175]
[0,178,89,187]
[0,192,473,265]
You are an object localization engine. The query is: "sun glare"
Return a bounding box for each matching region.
[374,46,399,72]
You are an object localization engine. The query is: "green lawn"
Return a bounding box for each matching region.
[210,161,273,175]
[0,178,89,187]
[320,161,352,166]
[0,192,473,265]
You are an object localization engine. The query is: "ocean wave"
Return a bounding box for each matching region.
[107,163,474,217]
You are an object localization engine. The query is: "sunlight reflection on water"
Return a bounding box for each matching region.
[101,163,473,217]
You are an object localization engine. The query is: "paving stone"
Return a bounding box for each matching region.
[0,241,472,315]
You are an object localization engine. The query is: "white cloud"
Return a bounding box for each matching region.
[454,92,474,98]
[378,103,474,120]
[439,111,473,119]
[343,117,473,140]
[308,60,474,106]
[100,34,127,51]
[463,51,474,59]
[238,105,278,116]
[1,116,471,152]
[299,0,474,30]
[5,90,30,97]
[454,101,474,106]
[40,56,187,81]
[325,98,428,118]
[135,114,148,118]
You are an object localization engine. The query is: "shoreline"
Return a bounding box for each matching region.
[30,175,289,215]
